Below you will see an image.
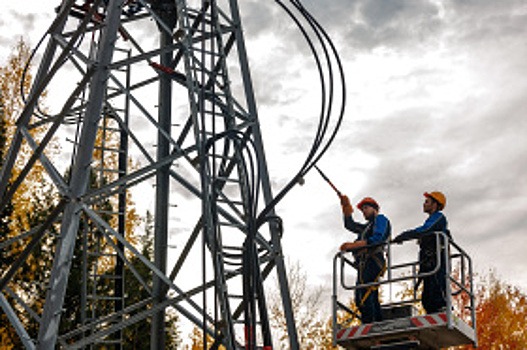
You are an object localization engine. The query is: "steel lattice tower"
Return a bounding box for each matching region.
[0,0,345,348]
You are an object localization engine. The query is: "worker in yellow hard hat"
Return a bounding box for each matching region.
[393,191,451,314]
[338,195,391,323]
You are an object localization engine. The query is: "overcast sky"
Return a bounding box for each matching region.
[242,0,527,292]
[2,0,526,316]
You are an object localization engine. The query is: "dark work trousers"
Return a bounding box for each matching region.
[355,253,385,323]
[421,252,447,314]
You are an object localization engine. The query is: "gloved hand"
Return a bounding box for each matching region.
[392,230,413,244]
[340,240,366,251]
[339,194,353,216]
[391,235,405,244]
[340,194,350,206]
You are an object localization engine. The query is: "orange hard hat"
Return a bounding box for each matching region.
[357,197,379,210]
[424,191,446,210]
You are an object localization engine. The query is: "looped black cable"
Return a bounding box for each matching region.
[255,0,346,228]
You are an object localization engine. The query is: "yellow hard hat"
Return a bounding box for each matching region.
[424,191,446,210]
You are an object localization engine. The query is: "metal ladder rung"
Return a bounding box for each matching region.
[188,57,219,74]
[224,268,242,276]
[233,319,261,325]
[223,245,244,251]
[87,252,120,257]
[210,153,235,161]
[216,198,243,206]
[87,295,124,301]
[227,294,243,299]
[90,274,123,279]
[94,209,125,215]
[215,176,241,184]
[218,221,245,229]
[93,145,124,153]
[182,7,202,16]
[95,339,122,345]
[95,168,126,174]
[186,29,222,39]
[222,249,243,258]
[188,80,224,95]
[223,261,243,268]
[96,126,123,133]
[201,109,228,117]
[98,126,123,132]
[203,89,227,98]
[189,46,223,58]
[194,60,223,75]
[198,110,226,120]
[184,13,214,24]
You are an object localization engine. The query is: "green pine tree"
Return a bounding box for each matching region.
[121,211,182,349]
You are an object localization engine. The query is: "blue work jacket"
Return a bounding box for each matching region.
[413,211,448,235]
[396,211,450,271]
[344,214,391,246]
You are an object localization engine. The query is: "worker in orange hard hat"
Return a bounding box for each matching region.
[393,191,451,314]
[424,191,446,210]
[338,194,391,323]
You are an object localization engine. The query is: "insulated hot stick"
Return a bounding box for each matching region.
[314,165,342,196]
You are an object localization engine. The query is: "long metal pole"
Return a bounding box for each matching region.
[36,1,125,348]
[151,26,173,350]
[114,48,131,350]
[227,0,299,347]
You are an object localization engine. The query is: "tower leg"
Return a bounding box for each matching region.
[36,1,125,348]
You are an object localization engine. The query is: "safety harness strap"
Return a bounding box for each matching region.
[358,259,387,308]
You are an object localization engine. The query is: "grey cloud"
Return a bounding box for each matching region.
[308,0,525,56]
[245,1,353,64]
[0,18,6,47]
[360,1,431,27]
[332,0,444,52]
[435,0,527,50]
[239,1,278,39]
[357,115,525,238]
[447,0,526,15]
[329,77,527,230]
[298,0,361,25]
[250,56,305,108]
[9,10,37,34]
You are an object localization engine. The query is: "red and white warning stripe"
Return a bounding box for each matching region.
[336,324,372,341]
[410,312,447,328]
[336,312,449,341]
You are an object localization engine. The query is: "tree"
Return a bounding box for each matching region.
[121,211,182,348]
[396,267,527,349]
[268,260,332,349]
[186,326,226,350]
[454,271,527,349]
[0,86,16,350]
[0,39,54,232]
[0,38,60,349]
